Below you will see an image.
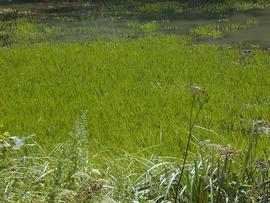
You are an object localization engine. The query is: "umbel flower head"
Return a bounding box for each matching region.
[187,85,206,94]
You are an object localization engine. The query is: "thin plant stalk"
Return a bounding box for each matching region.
[175,90,206,202]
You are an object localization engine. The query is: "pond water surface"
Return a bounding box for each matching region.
[0,2,270,49]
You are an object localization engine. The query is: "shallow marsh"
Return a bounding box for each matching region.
[0,1,270,202]
[1,1,270,47]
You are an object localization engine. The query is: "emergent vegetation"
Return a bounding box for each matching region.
[0,0,270,202]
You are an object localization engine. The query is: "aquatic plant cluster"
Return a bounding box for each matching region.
[0,0,270,202]
[189,19,257,39]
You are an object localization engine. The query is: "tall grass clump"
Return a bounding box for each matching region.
[0,97,269,202]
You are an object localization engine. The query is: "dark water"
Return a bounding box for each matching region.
[211,9,270,49]
[0,2,270,48]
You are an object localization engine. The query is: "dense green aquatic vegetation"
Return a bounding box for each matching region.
[0,35,269,155]
[0,1,270,202]
[0,18,60,46]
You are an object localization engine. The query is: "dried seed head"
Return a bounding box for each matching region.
[187,85,206,94]
[76,179,108,200]
[218,147,239,156]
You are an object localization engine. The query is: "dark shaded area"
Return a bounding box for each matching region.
[0,0,261,22]
[0,0,258,21]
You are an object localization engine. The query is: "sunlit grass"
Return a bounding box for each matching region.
[0,35,270,157]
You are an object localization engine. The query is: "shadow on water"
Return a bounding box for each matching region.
[195,9,270,49]
[0,2,270,49]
